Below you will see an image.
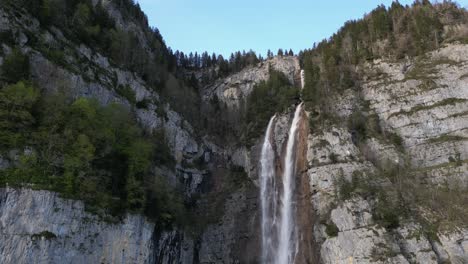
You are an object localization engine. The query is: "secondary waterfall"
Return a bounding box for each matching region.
[260,115,278,263]
[260,104,303,264]
[300,70,305,90]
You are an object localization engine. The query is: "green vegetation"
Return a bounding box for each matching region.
[1,48,30,83]
[201,68,300,146]
[300,1,468,117]
[325,221,339,237]
[371,242,399,262]
[404,57,458,81]
[329,153,338,164]
[136,99,151,109]
[115,84,137,104]
[336,169,406,230]
[3,0,171,89]
[428,134,467,144]
[0,81,39,149]
[31,231,57,240]
[243,69,299,145]
[0,82,184,227]
[388,98,468,119]
[336,159,468,233]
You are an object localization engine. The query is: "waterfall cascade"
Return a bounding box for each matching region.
[260,115,278,263]
[260,104,304,264]
[300,70,305,90]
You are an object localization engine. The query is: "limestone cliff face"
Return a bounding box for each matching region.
[0,188,155,264]
[309,44,468,264]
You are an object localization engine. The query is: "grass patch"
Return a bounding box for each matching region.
[371,242,399,262]
[388,98,468,119]
[427,134,467,144]
[404,56,458,81]
[460,73,468,80]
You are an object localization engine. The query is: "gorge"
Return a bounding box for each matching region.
[1,0,468,263]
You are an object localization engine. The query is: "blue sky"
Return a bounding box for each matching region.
[136,0,468,57]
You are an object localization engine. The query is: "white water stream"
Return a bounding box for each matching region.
[260,115,278,263]
[277,103,302,264]
[260,103,303,264]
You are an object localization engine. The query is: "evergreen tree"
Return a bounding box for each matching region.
[277,49,284,56]
[267,49,273,59]
[211,53,217,65]
[0,82,39,148]
[1,48,30,83]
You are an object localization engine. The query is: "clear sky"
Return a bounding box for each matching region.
[135,0,468,57]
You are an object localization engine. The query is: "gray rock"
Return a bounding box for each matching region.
[0,188,155,264]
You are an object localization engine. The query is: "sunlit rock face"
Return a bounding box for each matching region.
[201,56,301,108]
[308,44,468,264]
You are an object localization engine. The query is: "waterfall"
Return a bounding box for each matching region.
[277,103,303,264]
[300,70,305,90]
[260,115,277,263]
[259,104,303,264]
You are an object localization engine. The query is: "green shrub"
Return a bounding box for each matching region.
[0,30,15,46]
[115,84,136,104]
[1,48,30,83]
[372,193,402,229]
[152,129,174,167]
[136,99,150,109]
[31,231,57,240]
[325,222,339,237]
[348,109,368,143]
[388,132,404,150]
[43,48,66,68]
[0,81,39,149]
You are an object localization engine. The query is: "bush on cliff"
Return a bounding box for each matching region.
[1,48,30,84]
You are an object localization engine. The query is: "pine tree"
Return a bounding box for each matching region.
[211,53,217,65]
[277,49,284,56]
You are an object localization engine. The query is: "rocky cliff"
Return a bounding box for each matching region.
[0,188,155,264]
[0,3,298,263]
[308,43,468,264]
[201,56,300,109]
